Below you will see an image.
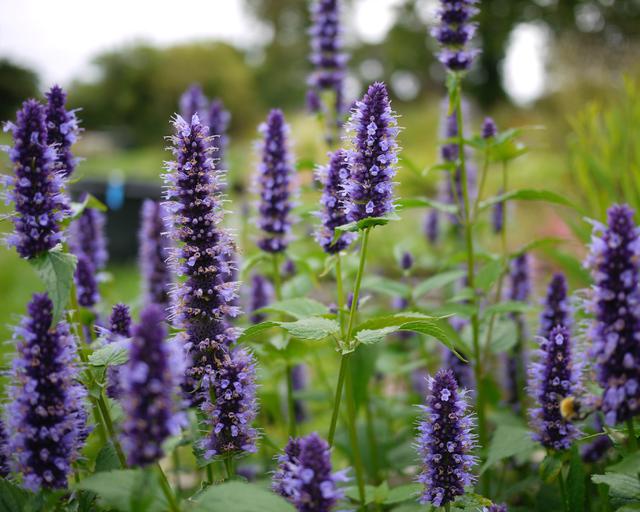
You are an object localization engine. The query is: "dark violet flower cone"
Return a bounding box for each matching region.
[75,254,100,308]
[432,0,479,72]
[528,325,582,451]
[481,117,497,140]
[344,82,399,222]
[416,369,476,508]
[120,304,185,466]
[139,199,173,308]
[106,303,132,399]
[424,209,440,245]
[307,0,347,119]
[199,348,258,458]
[539,273,571,340]
[273,432,348,511]
[581,415,612,463]
[45,85,80,178]
[255,109,295,253]
[292,364,308,423]
[5,293,86,491]
[401,251,414,271]
[282,258,297,278]
[3,99,69,259]
[485,505,508,512]
[179,84,207,122]
[249,274,273,324]
[509,253,531,304]
[163,114,241,399]
[208,99,230,171]
[70,206,108,271]
[315,148,356,253]
[492,188,504,234]
[586,204,640,425]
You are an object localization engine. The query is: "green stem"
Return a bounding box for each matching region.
[345,229,371,344]
[472,146,490,219]
[558,465,569,512]
[345,358,366,509]
[365,393,381,484]
[627,418,638,452]
[327,353,349,446]
[172,449,181,494]
[335,253,346,339]
[224,457,235,479]
[156,463,181,512]
[206,464,214,485]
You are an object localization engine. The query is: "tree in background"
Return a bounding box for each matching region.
[0,59,39,121]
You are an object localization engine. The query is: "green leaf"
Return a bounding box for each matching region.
[479,189,578,212]
[383,483,421,505]
[475,259,504,292]
[481,424,536,473]
[256,298,329,320]
[238,321,281,342]
[240,252,269,278]
[540,453,563,484]
[567,445,586,512]
[591,474,640,500]
[355,326,400,345]
[62,194,108,229]
[362,275,411,298]
[88,341,129,367]
[94,442,121,472]
[281,317,340,340]
[484,301,534,316]
[0,479,32,512]
[412,269,466,299]
[355,312,440,332]
[511,237,566,258]
[191,481,296,511]
[607,453,640,475]
[334,213,400,236]
[396,197,458,214]
[30,248,77,323]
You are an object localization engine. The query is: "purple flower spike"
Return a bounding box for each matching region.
[249,274,273,324]
[315,149,356,253]
[139,200,173,308]
[586,204,640,425]
[45,85,80,178]
[163,114,240,397]
[432,0,479,72]
[0,420,9,477]
[200,348,258,458]
[307,0,347,118]
[292,364,308,423]
[492,188,504,234]
[75,254,100,308]
[539,273,571,341]
[481,117,497,139]
[4,99,69,259]
[273,432,348,512]
[255,109,295,253]
[528,325,582,451]
[70,206,108,271]
[416,369,476,508]
[106,303,131,399]
[5,293,86,491]
[179,84,207,122]
[121,304,185,466]
[401,251,414,271]
[344,82,399,222]
[424,209,440,244]
[208,99,230,171]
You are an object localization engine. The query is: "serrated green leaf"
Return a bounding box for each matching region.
[355,312,439,332]
[475,259,504,291]
[334,213,400,237]
[355,326,400,345]
[383,483,421,504]
[30,248,77,323]
[238,321,281,342]
[396,197,459,214]
[607,453,640,476]
[281,317,340,340]
[88,341,129,367]
[479,189,578,212]
[256,298,329,320]
[94,442,121,472]
[413,269,466,299]
[481,424,536,473]
[191,481,296,511]
[592,473,640,500]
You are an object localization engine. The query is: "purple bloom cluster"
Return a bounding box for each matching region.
[120,304,185,466]
[106,303,132,399]
[75,254,100,308]
[4,99,69,259]
[70,206,108,271]
[163,114,240,396]
[424,209,440,244]
[208,99,231,171]
[45,85,80,178]
[509,253,531,304]
[249,274,273,324]
[481,117,497,139]
[179,84,207,122]
[139,199,173,307]
[492,188,504,234]
[586,204,640,425]
[200,348,258,458]
[5,293,86,491]
[273,432,347,512]
[416,369,476,508]
[400,251,414,271]
[432,0,479,72]
[315,149,355,253]
[307,0,347,119]
[255,109,295,253]
[344,82,399,222]
[539,273,571,340]
[528,325,581,451]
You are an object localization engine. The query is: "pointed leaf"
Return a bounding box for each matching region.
[191,481,296,511]
[30,248,77,323]
[257,298,329,320]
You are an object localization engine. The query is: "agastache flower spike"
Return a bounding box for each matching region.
[255,109,295,253]
[528,325,582,450]
[5,293,86,491]
[481,117,497,140]
[344,82,399,222]
[424,209,440,244]
[492,188,504,234]
[106,303,132,399]
[4,99,68,259]
[432,0,479,72]
[139,199,173,308]
[315,148,356,253]
[249,274,273,324]
[74,254,100,308]
[416,369,476,508]
[208,99,230,171]
[199,348,258,458]
[292,364,308,423]
[70,206,108,271]
[120,304,185,466]
[586,204,640,425]
[179,84,207,122]
[45,85,80,178]
[539,273,571,340]
[0,420,8,477]
[273,432,348,511]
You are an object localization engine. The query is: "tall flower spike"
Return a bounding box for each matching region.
[45,85,80,178]
[75,254,100,308]
[273,432,348,511]
[424,209,440,244]
[0,419,8,477]
[199,348,258,458]
[586,204,640,425]
[481,117,497,140]
[106,303,132,399]
[69,206,108,271]
[315,149,356,253]
[4,99,68,259]
[307,0,347,118]
[416,369,476,508]
[139,199,173,308]
[255,109,295,253]
[292,364,308,423]
[249,274,273,324]
[344,82,399,222]
[539,273,571,340]
[163,114,240,397]
[492,188,504,234]
[5,293,86,491]
[208,99,230,172]
[432,0,479,72]
[121,304,185,466]
[179,84,207,122]
[528,325,582,450]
